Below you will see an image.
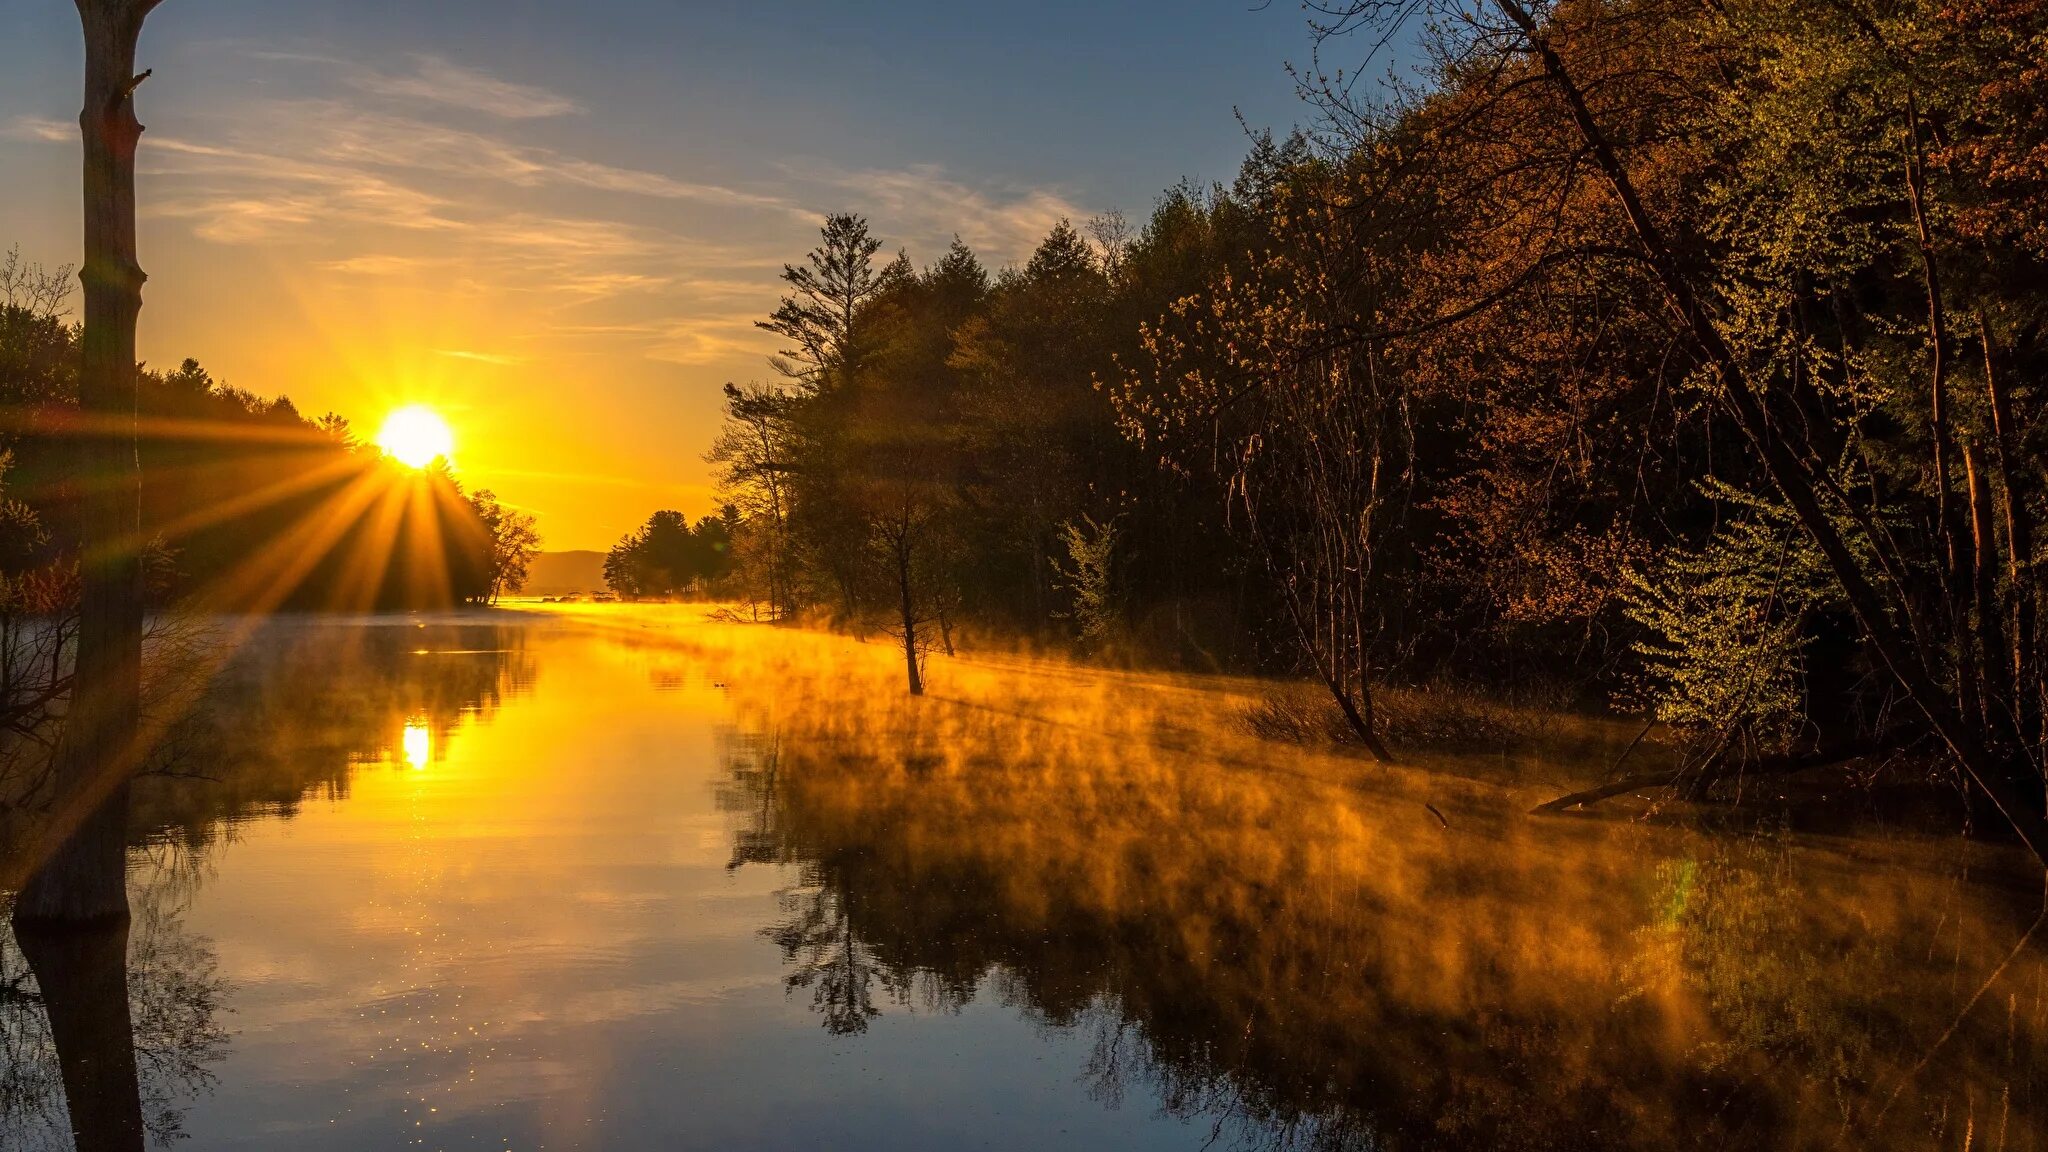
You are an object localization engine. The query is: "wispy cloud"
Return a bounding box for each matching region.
[320,254,433,275]
[2,116,74,143]
[9,44,1094,380]
[792,161,1091,266]
[142,99,799,222]
[434,348,524,366]
[644,314,776,366]
[351,53,583,120]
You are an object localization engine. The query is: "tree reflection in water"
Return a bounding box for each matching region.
[705,635,2048,1152]
[1,618,529,1150]
[1,864,227,1151]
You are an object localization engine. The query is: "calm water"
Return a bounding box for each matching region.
[4,607,2045,1150]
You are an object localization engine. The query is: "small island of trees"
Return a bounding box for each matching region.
[601,509,735,600]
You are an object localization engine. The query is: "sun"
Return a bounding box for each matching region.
[376,405,455,469]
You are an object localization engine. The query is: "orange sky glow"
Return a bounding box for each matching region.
[0,11,1309,549]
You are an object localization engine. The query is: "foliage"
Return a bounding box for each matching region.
[757,213,897,390]
[1054,514,1120,651]
[603,509,733,599]
[1617,482,1844,739]
[465,489,541,605]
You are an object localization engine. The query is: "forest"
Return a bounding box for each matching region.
[4,0,2047,1145]
[695,0,2048,836]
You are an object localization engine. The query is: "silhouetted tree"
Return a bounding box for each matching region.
[15,0,167,932]
[757,213,895,392]
[603,509,734,599]
[465,489,540,605]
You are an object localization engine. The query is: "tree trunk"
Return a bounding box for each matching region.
[897,537,923,696]
[1275,570,1393,762]
[1903,100,1982,725]
[1492,0,2048,862]
[1904,100,1961,598]
[1966,440,2014,733]
[13,919,147,1152]
[14,0,160,926]
[1333,679,1394,762]
[1981,317,2036,739]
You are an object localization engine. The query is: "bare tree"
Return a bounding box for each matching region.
[861,471,952,696]
[0,247,74,320]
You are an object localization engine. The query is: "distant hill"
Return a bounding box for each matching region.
[524,550,608,595]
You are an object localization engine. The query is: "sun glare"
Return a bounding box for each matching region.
[376,405,455,469]
[401,720,432,769]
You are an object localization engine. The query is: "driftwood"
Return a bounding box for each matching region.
[1531,770,1691,814]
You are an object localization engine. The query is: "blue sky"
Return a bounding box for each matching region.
[0,0,1325,548]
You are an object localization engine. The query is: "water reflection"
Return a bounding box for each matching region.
[401,720,432,770]
[705,631,2048,1151]
[129,617,531,845]
[2,613,2042,1149]
[2,872,229,1151]
[2,616,530,1149]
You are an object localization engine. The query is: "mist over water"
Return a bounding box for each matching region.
[4,606,2043,1150]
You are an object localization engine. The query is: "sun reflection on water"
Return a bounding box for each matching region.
[401,719,432,769]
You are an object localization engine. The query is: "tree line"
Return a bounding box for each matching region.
[2,248,539,612]
[602,508,734,599]
[706,0,2048,849]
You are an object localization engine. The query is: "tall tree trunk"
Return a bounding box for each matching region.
[13,919,147,1152]
[1905,100,1961,596]
[13,0,161,926]
[1903,98,1982,725]
[1966,440,2014,732]
[1981,316,2037,741]
[1491,0,2048,861]
[897,535,923,696]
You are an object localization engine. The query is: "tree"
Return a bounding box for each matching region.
[855,447,959,696]
[757,213,896,392]
[465,489,540,605]
[950,222,1112,627]
[9,8,167,1150]
[1113,160,1415,760]
[707,383,795,616]
[1292,0,2048,849]
[13,0,167,933]
[1054,514,1120,652]
[602,510,732,600]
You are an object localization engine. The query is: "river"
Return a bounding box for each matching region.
[3,606,2042,1150]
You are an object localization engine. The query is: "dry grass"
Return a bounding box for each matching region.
[1242,680,1543,754]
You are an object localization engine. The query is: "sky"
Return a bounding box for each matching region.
[0,1,1320,550]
